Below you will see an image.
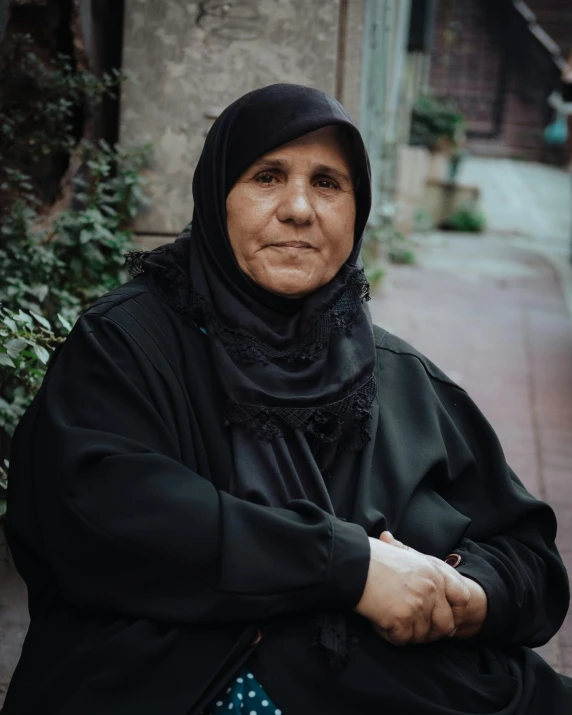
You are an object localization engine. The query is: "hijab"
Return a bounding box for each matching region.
[126,83,376,514]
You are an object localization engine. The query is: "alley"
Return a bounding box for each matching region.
[370,230,572,676]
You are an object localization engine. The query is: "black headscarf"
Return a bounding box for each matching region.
[126,84,376,514]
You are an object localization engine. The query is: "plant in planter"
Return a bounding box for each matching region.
[440,200,486,233]
[410,94,466,156]
[410,95,468,183]
[409,95,485,230]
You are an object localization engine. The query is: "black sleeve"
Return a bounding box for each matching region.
[438,383,570,647]
[17,311,370,624]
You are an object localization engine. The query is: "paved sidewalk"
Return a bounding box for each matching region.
[369,232,572,675]
[457,157,571,254]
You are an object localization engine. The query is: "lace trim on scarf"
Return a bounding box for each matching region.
[124,241,376,449]
[225,374,377,450]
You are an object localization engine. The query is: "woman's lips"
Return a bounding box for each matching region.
[270,242,314,249]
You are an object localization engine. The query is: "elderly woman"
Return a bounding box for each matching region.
[3,84,572,715]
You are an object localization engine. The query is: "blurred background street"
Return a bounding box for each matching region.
[372,157,572,669]
[1,0,572,702]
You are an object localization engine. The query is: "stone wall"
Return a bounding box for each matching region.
[120,0,363,239]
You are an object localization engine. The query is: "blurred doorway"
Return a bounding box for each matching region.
[429,0,509,139]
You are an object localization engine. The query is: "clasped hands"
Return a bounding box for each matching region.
[354,531,488,647]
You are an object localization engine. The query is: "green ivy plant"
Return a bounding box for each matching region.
[362,215,416,290]
[0,304,68,421]
[410,95,466,152]
[441,201,486,233]
[0,304,69,513]
[0,34,152,516]
[0,33,127,201]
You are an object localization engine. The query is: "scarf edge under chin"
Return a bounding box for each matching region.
[125,240,371,363]
[124,240,377,449]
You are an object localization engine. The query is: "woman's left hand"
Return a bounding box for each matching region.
[374,532,488,644]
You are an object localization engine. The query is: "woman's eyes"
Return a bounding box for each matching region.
[254,172,339,189]
[315,178,339,189]
[256,172,277,184]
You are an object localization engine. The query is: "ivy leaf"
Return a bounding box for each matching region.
[0,353,15,367]
[2,316,16,332]
[57,313,72,331]
[30,311,51,330]
[79,229,95,244]
[33,343,50,364]
[30,284,49,302]
[15,310,33,328]
[4,338,28,358]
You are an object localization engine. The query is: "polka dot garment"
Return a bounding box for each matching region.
[208,667,281,715]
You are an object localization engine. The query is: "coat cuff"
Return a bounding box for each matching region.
[326,517,371,609]
[454,548,512,642]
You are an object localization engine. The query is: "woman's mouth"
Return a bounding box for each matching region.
[270,241,314,249]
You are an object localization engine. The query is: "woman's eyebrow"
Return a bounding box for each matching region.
[313,164,351,183]
[252,158,286,171]
[252,158,351,184]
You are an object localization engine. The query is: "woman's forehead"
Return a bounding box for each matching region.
[248,126,354,175]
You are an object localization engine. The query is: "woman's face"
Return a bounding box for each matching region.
[226,126,356,298]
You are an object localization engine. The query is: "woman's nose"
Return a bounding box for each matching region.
[276,181,316,225]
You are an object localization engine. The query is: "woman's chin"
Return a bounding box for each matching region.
[248,265,327,298]
[258,269,324,298]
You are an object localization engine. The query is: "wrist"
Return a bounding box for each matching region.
[353,537,377,617]
[327,519,371,609]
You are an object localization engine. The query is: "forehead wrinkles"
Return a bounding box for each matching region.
[248,129,353,182]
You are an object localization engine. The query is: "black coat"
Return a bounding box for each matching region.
[3,275,571,714]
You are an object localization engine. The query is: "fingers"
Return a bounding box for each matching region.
[427,592,457,641]
[374,612,446,646]
[429,561,470,637]
[362,537,470,647]
[385,623,414,646]
[443,570,471,609]
[417,570,457,643]
[380,536,470,612]
[449,577,488,640]
[369,540,466,645]
[410,609,434,643]
[372,596,457,646]
[372,624,408,647]
[379,531,406,548]
[426,555,470,609]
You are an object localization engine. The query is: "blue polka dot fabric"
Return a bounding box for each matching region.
[208,667,281,714]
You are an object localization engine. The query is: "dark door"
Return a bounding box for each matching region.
[429,0,509,138]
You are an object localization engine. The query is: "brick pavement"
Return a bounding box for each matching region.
[369,232,572,675]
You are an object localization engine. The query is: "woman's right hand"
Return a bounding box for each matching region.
[354,535,470,646]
